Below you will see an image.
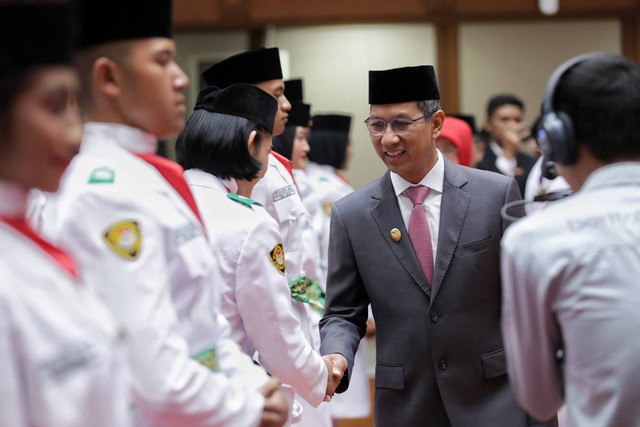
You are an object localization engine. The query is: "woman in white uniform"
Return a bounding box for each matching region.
[176,84,339,425]
[306,114,374,423]
[0,2,130,426]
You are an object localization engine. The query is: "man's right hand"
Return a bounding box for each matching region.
[258,378,289,427]
[322,353,348,401]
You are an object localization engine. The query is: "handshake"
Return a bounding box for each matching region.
[322,353,348,402]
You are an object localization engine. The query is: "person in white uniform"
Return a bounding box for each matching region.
[176,84,340,425]
[202,49,338,427]
[37,1,288,426]
[0,2,130,426]
[501,53,640,427]
[272,90,324,301]
[305,114,373,422]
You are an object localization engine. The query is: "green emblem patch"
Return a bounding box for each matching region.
[88,167,115,184]
[194,348,218,372]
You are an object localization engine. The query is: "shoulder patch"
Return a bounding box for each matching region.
[88,167,115,184]
[103,220,141,260]
[227,192,262,208]
[322,201,333,215]
[269,243,286,275]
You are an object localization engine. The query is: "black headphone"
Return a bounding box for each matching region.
[538,53,608,166]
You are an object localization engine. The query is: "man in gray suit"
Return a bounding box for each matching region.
[319,65,557,426]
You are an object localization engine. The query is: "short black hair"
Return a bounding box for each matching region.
[308,129,349,169]
[0,71,31,138]
[554,55,640,162]
[175,110,267,181]
[486,94,524,118]
[272,125,296,160]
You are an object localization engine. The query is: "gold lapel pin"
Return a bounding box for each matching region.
[390,228,401,242]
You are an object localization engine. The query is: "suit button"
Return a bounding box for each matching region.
[438,360,447,371]
[430,313,439,323]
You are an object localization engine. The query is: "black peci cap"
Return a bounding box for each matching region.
[285,79,304,102]
[369,65,440,105]
[288,102,311,128]
[78,0,173,49]
[194,84,278,134]
[312,114,352,134]
[202,47,283,88]
[0,1,78,76]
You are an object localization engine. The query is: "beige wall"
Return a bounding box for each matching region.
[174,20,621,187]
[460,20,621,131]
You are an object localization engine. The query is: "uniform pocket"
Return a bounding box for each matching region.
[481,348,507,379]
[375,364,405,390]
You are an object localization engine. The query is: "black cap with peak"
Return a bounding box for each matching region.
[78,0,173,49]
[194,84,278,134]
[369,65,440,105]
[202,47,283,88]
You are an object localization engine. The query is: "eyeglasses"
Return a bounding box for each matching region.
[364,113,433,136]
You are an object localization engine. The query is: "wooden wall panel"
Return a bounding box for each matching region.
[436,21,460,113]
[622,16,640,63]
[248,0,429,25]
[173,0,221,29]
[174,0,640,30]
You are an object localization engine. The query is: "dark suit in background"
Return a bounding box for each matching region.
[476,142,537,196]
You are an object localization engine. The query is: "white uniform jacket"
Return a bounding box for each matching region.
[39,123,268,427]
[252,154,320,281]
[502,162,640,426]
[185,169,328,407]
[0,182,130,427]
[304,162,354,286]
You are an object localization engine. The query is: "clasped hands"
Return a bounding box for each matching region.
[322,353,348,402]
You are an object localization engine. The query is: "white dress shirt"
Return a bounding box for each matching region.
[502,162,640,426]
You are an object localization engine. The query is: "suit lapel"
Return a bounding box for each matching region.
[370,173,431,297]
[430,161,470,303]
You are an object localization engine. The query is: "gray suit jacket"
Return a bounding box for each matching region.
[320,159,557,426]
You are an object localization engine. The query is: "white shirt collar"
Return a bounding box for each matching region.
[390,150,445,197]
[83,122,158,154]
[0,180,28,218]
[184,169,238,193]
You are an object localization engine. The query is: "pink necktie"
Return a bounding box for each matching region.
[404,185,434,285]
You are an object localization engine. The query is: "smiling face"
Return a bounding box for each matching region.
[0,66,82,192]
[369,102,443,184]
[255,79,291,136]
[116,38,189,139]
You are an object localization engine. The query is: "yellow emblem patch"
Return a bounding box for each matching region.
[103,220,142,260]
[322,201,333,215]
[269,243,286,275]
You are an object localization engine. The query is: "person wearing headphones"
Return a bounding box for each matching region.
[501,53,640,426]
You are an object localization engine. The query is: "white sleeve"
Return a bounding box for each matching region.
[235,218,328,407]
[0,295,28,427]
[215,311,271,390]
[50,192,265,427]
[501,229,564,421]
